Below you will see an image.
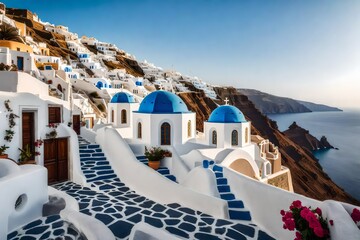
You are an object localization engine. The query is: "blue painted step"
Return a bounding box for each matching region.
[228,200,244,208]
[215,172,223,178]
[80,149,96,153]
[213,165,223,172]
[92,153,105,157]
[217,185,231,193]
[229,210,252,221]
[216,178,227,185]
[88,144,100,149]
[165,175,176,182]
[220,193,235,200]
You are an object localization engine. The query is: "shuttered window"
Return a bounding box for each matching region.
[48,107,61,124]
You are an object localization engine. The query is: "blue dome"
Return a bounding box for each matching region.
[208,105,247,123]
[110,92,136,103]
[138,91,189,114]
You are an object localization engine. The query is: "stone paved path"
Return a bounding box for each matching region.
[53,141,275,240]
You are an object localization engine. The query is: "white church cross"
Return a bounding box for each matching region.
[224,97,229,105]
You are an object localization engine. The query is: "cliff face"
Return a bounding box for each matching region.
[283,122,334,152]
[238,89,341,114]
[180,85,358,205]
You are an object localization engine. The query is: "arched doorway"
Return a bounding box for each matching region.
[161,122,171,145]
[229,159,256,179]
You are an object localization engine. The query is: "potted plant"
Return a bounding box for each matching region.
[144,146,167,170]
[18,145,35,165]
[46,123,59,139]
[0,145,9,159]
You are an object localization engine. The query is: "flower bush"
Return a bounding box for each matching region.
[34,138,43,156]
[46,123,59,139]
[144,146,170,162]
[281,200,332,240]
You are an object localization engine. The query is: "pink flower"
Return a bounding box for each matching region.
[285,219,295,231]
[285,212,293,219]
[300,208,310,219]
[294,231,302,240]
[315,207,322,215]
[314,226,324,237]
[351,208,360,223]
[329,220,334,226]
[292,200,302,209]
[280,210,285,216]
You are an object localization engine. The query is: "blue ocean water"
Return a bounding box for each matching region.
[268,110,360,201]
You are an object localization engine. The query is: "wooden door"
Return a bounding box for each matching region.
[17,56,24,71]
[57,138,68,182]
[44,138,69,184]
[22,112,35,154]
[44,139,57,184]
[72,115,80,135]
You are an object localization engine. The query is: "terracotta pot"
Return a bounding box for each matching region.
[18,160,36,165]
[148,160,161,170]
[0,154,8,159]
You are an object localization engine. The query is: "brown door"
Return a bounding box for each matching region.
[22,112,35,155]
[72,115,81,135]
[44,138,69,184]
[57,138,68,182]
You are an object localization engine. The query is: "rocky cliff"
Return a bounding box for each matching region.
[180,85,359,205]
[283,122,334,152]
[238,89,341,114]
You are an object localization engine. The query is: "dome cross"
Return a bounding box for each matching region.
[224,97,229,105]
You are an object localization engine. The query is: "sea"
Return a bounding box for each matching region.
[267,110,360,201]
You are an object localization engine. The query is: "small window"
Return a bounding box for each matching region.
[187,120,191,137]
[111,110,114,123]
[48,106,61,124]
[231,130,238,146]
[161,122,171,145]
[138,122,142,139]
[212,130,217,145]
[121,109,127,124]
[245,127,249,143]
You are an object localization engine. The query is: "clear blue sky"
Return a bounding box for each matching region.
[4,0,360,109]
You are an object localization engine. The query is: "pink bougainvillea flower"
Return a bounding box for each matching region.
[280,210,285,216]
[292,200,302,208]
[315,207,322,215]
[351,208,360,222]
[329,220,334,226]
[314,226,324,237]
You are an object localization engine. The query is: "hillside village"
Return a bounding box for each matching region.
[0,4,359,240]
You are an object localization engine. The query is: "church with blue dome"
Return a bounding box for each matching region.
[107,90,284,183]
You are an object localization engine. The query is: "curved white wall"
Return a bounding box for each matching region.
[95,126,229,218]
[222,167,360,240]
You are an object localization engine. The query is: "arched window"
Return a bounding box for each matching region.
[232,130,238,146]
[212,130,217,145]
[57,84,62,93]
[187,120,191,137]
[121,109,127,124]
[111,110,114,123]
[138,122,142,139]
[161,122,171,145]
[245,127,249,143]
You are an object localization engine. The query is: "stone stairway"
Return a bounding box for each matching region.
[203,160,252,221]
[51,138,275,239]
[136,155,177,182]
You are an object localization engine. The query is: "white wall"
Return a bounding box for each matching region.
[0,160,48,240]
[222,167,360,240]
[95,126,229,218]
[133,112,196,147]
